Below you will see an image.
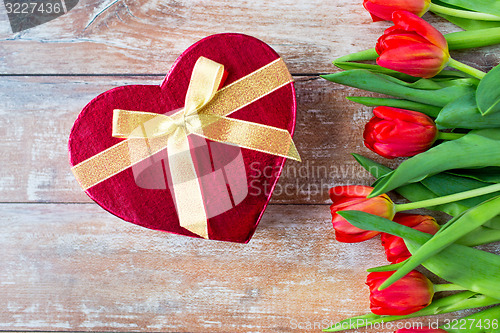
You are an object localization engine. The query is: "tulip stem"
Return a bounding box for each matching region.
[430,2,500,21]
[433,283,466,292]
[333,48,379,64]
[447,58,486,79]
[394,183,500,212]
[436,132,465,140]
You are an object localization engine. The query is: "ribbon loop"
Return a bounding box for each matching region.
[184,57,225,115]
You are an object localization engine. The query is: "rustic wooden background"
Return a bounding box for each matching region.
[1,0,499,332]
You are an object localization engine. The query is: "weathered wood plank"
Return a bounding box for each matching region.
[0,203,487,332]
[0,75,393,204]
[2,0,495,74]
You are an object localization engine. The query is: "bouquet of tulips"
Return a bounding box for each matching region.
[321,0,500,332]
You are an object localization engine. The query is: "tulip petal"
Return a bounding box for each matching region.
[366,270,434,315]
[364,107,438,158]
[373,106,434,125]
[377,32,432,54]
[377,44,449,78]
[382,213,439,262]
[392,10,448,51]
[329,185,373,201]
[363,0,430,22]
[329,185,395,242]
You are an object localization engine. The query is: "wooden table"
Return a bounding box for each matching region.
[1,1,499,332]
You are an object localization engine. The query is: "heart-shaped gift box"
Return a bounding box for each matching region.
[68,33,298,243]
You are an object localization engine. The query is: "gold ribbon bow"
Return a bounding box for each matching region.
[72,57,300,239]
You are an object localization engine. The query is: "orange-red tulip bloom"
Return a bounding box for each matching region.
[367,270,434,315]
[376,10,450,78]
[363,0,431,22]
[329,185,395,243]
[364,106,438,159]
[381,213,440,263]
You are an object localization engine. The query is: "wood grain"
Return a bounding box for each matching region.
[0,75,396,204]
[0,203,490,332]
[1,0,496,74]
[1,0,500,331]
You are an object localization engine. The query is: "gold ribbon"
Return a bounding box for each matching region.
[72,57,300,239]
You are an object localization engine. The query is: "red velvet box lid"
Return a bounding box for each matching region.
[68,33,297,243]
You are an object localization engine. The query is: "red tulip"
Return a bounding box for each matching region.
[363,0,431,22]
[376,10,450,78]
[381,213,440,263]
[395,329,448,333]
[329,185,395,243]
[363,106,438,159]
[367,270,434,315]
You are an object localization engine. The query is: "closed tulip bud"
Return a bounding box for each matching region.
[364,106,438,159]
[363,0,431,22]
[395,329,448,333]
[376,10,450,78]
[381,213,440,263]
[329,185,395,243]
[367,270,434,315]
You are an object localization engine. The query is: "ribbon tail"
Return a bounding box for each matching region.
[193,114,301,162]
[167,127,209,239]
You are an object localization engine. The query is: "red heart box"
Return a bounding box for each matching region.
[68,33,296,243]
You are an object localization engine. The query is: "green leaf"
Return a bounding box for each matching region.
[436,13,500,30]
[333,48,378,63]
[485,216,500,229]
[457,222,500,246]
[370,129,500,197]
[437,0,500,17]
[321,70,476,107]
[436,92,500,129]
[334,62,470,82]
[354,154,500,248]
[446,26,500,47]
[447,167,500,183]
[334,62,420,81]
[352,154,492,216]
[377,196,500,290]
[352,154,443,205]
[419,172,500,215]
[338,211,500,300]
[347,96,442,118]
[324,291,499,332]
[448,15,500,30]
[408,77,478,90]
[477,63,500,115]
[446,27,500,49]
[367,260,406,273]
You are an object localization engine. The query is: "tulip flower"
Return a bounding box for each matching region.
[395,328,448,333]
[381,213,440,263]
[366,270,434,315]
[363,106,439,159]
[363,0,430,22]
[329,185,395,243]
[375,11,450,78]
[363,0,500,23]
[376,11,486,79]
